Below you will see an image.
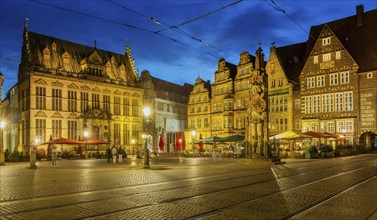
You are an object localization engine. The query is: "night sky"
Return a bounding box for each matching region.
[1,0,376,99]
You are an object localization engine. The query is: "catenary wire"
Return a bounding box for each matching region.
[107,0,239,58]
[264,0,316,41]
[28,0,221,59]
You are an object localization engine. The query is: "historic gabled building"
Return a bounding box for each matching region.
[3,22,144,155]
[140,70,192,152]
[266,43,306,136]
[187,77,212,148]
[211,58,237,137]
[300,5,377,148]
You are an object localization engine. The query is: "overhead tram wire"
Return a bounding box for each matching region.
[264,0,316,41]
[28,0,221,59]
[107,0,240,58]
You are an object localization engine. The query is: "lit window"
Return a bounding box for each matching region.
[322,37,331,45]
[367,73,373,79]
[314,56,318,64]
[340,71,349,84]
[323,53,331,62]
[330,73,338,85]
[336,51,341,59]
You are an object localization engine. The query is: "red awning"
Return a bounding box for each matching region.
[81,138,108,145]
[43,137,82,145]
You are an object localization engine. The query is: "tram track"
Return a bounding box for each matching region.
[0,155,375,219]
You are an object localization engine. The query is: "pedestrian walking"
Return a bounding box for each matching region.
[106,147,111,163]
[51,145,57,166]
[111,145,117,163]
[118,147,123,163]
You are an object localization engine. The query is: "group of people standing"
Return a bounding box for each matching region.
[106,146,126,163]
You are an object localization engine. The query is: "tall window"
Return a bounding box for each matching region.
[132,99,139,116]
[337,121,345,132]
[344,91,353,111]
[123,98,130,116]
[327,122,335,133]
[52,120,62,138]
[68,120,77,140]
[35,119,46,143]
[103,95,110,112]
[317,75,325,87]
[197,118,201,128]
[36,87,46,109]
[92,94,100,109]
[52,89,62,111]
[340,71,349,84]
[313,95,320,113]
[114,123,120,145]
[114,97,121,115]
[335,93,343,111]
[307,77,315,88]
[190,119,195,129]
[204,118,209,128]
[80,92,89,112]
[68,91,77,112]
[345,120,354,132]
[123,124,130,145]
[132,124,139,140]
[330,73,338,85]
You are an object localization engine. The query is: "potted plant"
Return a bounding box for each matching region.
[305,146,319,159]
[319,145,333,158]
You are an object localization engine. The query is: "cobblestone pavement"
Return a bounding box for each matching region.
[0,154,376,220]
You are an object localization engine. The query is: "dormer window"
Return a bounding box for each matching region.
[62,51,70,64]
[43,47,50,60]
[322,37,331,45]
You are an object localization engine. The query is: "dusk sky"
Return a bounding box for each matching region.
[1,0,376,99]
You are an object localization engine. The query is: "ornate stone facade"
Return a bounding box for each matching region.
[3,21,144,155]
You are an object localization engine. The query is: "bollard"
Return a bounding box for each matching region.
[143,148,150,169]
[30,147,37,169]
[0,149,4,166]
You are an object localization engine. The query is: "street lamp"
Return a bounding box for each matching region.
[0,121,6,166]
[191,130,196,153]
[143,107,151,169]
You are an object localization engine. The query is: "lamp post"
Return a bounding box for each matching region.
[0,121,5,166]
[191,130,196,153]
[143,107,151,169]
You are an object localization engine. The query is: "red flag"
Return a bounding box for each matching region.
[175,133,180,151]
[159,135,164,151]
[182,134,186,151]
[199,133,204,149]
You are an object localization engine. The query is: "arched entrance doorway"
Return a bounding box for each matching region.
[359,132,376,152]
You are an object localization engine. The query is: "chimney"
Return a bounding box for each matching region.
[356,4,364,26]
